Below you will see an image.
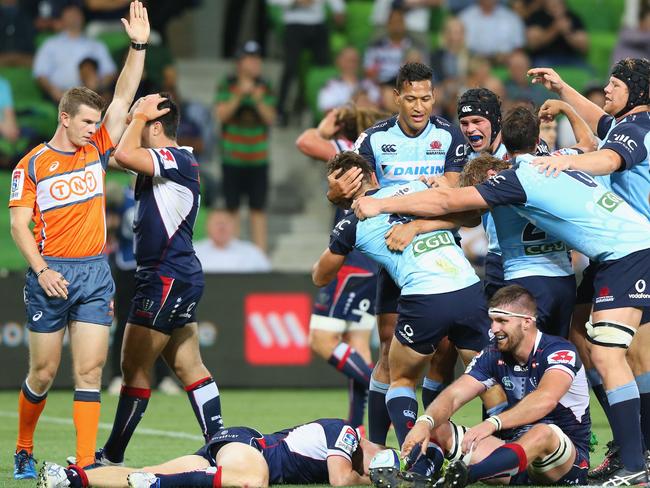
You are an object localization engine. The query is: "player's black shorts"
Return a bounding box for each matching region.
[375,267,400,315]
[394,282,490,355]
[584,248,650,313]
[127,269,204,334]
[506,275,576,338]
[484,251,506,300]
[195,426,265,466]
[222,164,268,211]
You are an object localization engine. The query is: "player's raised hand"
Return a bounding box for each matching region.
[133,94,170,122]
[352,196,381,220]
[121,1,150,44]
[528,68,565,94]
[385,222,417,252]
[327,167,363,206]
[531,155,571,177]
[400,421,430,460]
[317,109,340,139]
[38,269,70,300]
[538,99,573,122]
[461,420,496,454]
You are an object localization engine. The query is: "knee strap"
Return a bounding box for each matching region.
[585,320,636,349]
[530,424,573,473]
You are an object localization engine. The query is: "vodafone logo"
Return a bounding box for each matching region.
[49,171,98,201]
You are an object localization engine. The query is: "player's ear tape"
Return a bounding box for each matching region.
[445,420,472,464]
[585,320,636,349]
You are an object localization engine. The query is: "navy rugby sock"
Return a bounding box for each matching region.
[386,386,418,447]
[348,378,368,428]
[468,443,527,482]
[103,386,150,463]
[421,378,446,410]
[635,372,650,450]
[186,377,223,440]
[408,441,445,478]
[368,375,391,444]
[607,381,645,471]
[327,343,372,386]
[156,466,221,487]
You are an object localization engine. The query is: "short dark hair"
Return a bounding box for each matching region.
[501,106,539,154]
[396,62,433,92]
[459,154,510,187]
[488,284,537,316]
[326,151,374,208]
[146,91,179,139]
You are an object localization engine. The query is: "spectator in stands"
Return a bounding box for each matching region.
[371,0,444,47]
[21,0,77,33]
[378,77,400,114]
[364,7,426,84]
[0,0,36,67]
[612,3,650,63]
[511,0,544,20]
[33,4,116,103]
[557,84,605,148]
[459,0,525,63]
[267,0,345,126]
[214,40,276,253]
[449,57,504,120]
[194,209,272,273]
[318,46,380,114]
[525,0,589,67]
[503,49,553,108]
[82,0,130,37]
[430,16,469,89]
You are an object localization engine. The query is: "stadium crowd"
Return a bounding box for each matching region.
[2,0,650,488]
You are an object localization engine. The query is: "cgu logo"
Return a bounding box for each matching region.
[412,232,453,257]
[524,241,567,256]
[596,191,624,213]
[49,171,98,201]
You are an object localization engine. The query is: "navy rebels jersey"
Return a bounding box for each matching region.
[466,331,591,457]
[134,146,202,281]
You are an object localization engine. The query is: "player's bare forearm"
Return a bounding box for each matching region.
[113,118,151,174]
[296,129,338,161]
[568,149,622,175]
[327,457,370,486]
[425,375,483,427]
[312,249,344,287]
[10,208,48,273]
[557,85,606,133]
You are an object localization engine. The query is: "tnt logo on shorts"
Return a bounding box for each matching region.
[244,293,312,365]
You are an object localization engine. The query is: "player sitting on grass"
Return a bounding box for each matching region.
[382,285,590,488]
[38,418,384,488]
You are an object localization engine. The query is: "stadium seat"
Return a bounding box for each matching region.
[589,31,617,79]
[491,66,509,83]
[555,66,594,93]
[566,0,624,33]
[305,66,339,121]
[0,67,42,106]
[345,1,376,51]
[428,7,449,50]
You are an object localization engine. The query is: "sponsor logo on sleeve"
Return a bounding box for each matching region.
[335,426,359,455]
[10,169,25,201]
[547,349,576,366]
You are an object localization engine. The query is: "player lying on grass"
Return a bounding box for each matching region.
[38,418,384,488]
[370,285,590,488]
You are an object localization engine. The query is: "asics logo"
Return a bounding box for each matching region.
[32,311,43,321]
[381,144,397,153]
[49,161,60,172]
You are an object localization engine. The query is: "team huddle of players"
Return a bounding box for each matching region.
[6,1,650,485]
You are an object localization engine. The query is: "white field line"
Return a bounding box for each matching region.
[0,411,203,441]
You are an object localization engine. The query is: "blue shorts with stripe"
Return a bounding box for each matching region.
[312,264,376,321]
[127,269,204,334]
[24,255,115,332]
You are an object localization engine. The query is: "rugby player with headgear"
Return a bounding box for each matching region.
[530,58,650,482]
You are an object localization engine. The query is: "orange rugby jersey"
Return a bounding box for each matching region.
[8,125,114,258]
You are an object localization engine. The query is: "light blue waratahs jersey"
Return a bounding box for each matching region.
[329,181,480,295]
[595,112,650,220]
[354,115,466,187]
[469,143,509,256]
[475,153,650,262]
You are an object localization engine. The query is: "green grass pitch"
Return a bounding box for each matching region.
[0,389,611,487]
